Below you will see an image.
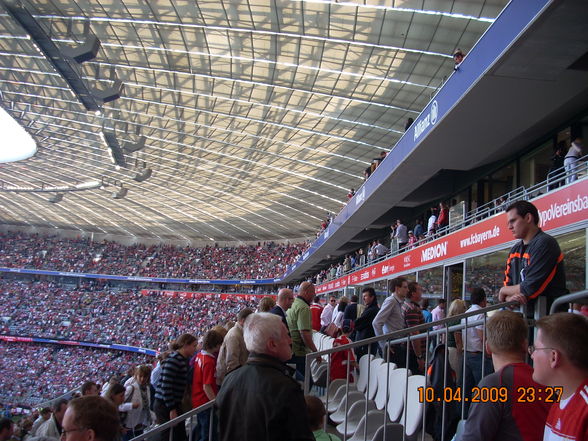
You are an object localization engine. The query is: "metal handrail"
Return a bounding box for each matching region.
[550,289,588,314]
[319,157,588,286]
[130,401,214,441]
[303,300,518,394]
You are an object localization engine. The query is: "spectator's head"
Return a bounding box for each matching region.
[420,298,429,310]
[337,296,349,312]
[532,313,588,387]
[211,325,228,340]
[341,319,354,335]
[276,288,295,311]
[244,313,291,362]
[389,277,408,299]
[407,282,422,303]
[0,419,13,441]
[134,364,152,386]
[305,395,327,431]
[313,296,321,304]
[258,296,276,312]
[350,295,359,303]
[453,49,464,64]
[505,200,540,240]
[237,307,254,326]
[298,282,315,302]
[202,329,224,355]
[470,288,486,307]
[362,287,376,306]
[39,407,51,420]
[328,295,337,307]
[105,383,125,406]
[52,398,68,424]
[485,310,528,358]
[80,381,98,396]
[171,333,198,359]
[447,299,466,317]
[437,298,447,310]
[62,396,119,441]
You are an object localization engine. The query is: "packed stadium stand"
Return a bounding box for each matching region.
[0,341,151,408]
[0,234,307,279]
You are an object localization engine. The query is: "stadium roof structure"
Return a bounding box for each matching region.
[0,0,507,243]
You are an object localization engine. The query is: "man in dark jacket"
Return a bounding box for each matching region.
[354,287,380,360]
[216,312,314,441]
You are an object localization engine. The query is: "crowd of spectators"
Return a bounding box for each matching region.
[0,233,307,279]
[0,280,259,350]
[0,341,151,408]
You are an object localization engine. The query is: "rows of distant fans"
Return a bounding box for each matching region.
[0,232,307,279]
[0,279,262,409]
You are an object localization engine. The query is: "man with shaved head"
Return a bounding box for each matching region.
[287,281,320,380]
[270,288,294,330]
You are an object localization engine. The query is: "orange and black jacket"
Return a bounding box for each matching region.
[504,230,566,305]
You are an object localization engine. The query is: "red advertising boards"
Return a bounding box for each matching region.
[316,179,588,294]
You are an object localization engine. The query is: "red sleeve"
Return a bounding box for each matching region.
[203,357,217,388]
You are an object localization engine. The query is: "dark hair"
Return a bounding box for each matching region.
[313,296,321,303]
[203,329,224,351]
[53,398,68,413]
[237,307,254,322]
[40,407,51,416]
[407,281,419,299]
[389,277,407,292]
[171,333,197,351]
[505,200,539,225]
[106,383,125,402]
[438,298,447,305]
[81,381,97,395]
[362,287,375,297]
[0,419,12,432]
[470,287,486,305]
[536,313,588,370]
[350,295,359,303]
[304,395,326,430]
[67,396,119,441]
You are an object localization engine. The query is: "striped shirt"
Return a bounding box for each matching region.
[154,351,189,411]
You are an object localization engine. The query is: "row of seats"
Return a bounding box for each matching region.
[312,332,426,441]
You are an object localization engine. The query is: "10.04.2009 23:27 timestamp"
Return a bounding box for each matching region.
[417,386,563,403]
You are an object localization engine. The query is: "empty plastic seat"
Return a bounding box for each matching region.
[348,410,390,441]
[386,368,410,422]
[356,354,375,393]
[330,390,365,424]
[373,362,397,410]
[336,399,377,436]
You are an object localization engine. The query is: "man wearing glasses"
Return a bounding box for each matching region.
[531,312,588,441]
[61,396,119,441]
[319,295,337,329]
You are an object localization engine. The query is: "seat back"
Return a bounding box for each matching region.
[356,354,375,393]
[401,375,426,437]
[365,358,384,400]
[374,362,396,410]
[386,368,409,422]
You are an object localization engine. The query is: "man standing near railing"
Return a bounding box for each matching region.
[216,313,314,441]
[402,282,426,374]
[462,287,493,416]
[287,281,320,381]
[354,287,379,360]
[498,200,566,316]
[373,277,409,366]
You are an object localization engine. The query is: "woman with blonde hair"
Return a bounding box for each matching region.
[446,299,466,384]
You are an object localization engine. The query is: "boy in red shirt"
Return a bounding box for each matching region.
[330,319,356,381]
[192,330,224,441]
